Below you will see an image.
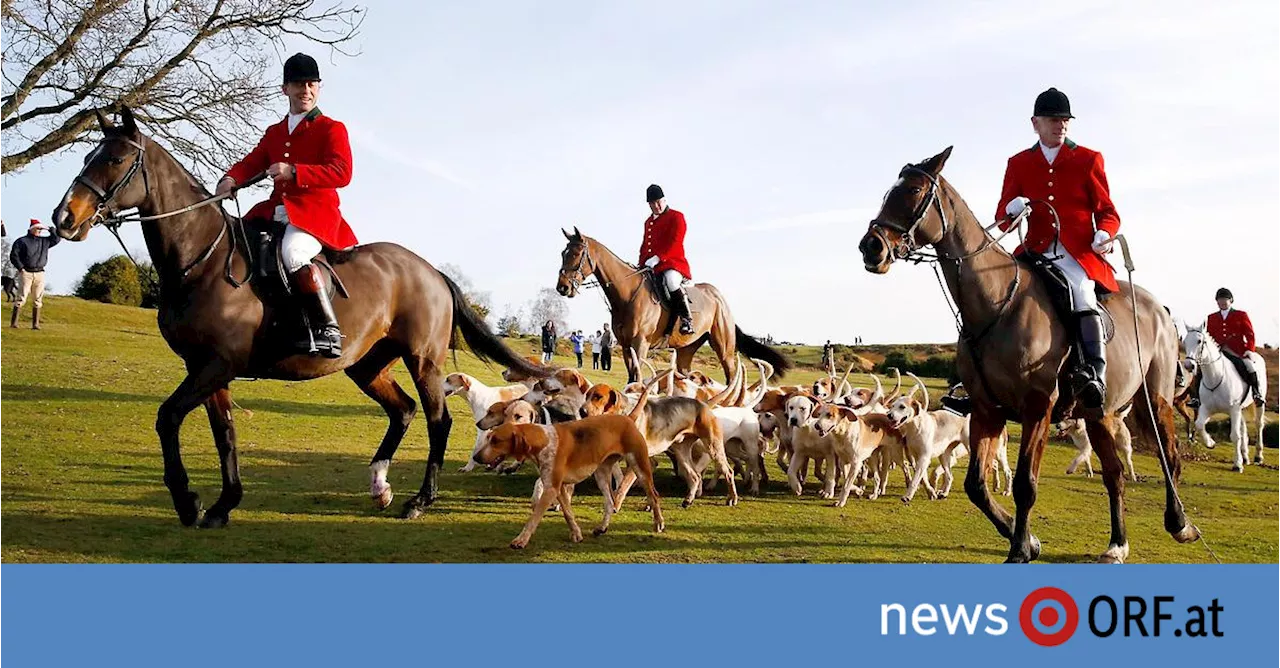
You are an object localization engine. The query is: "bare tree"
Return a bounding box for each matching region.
[437,262,492,320]
[496,303,524,337]
[526,287,568,334]
[2,0,364,177]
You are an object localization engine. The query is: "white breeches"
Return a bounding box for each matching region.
[662,269,685,293]
[1050,246,1098,313]
[281,223,323,273]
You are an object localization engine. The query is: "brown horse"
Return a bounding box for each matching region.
[858,147,1200,563]
[51,107,545,527]
[554,228,790,384]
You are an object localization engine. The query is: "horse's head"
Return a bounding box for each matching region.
[556,226,592,297]
[858,146,954,273]
[53,107,150,242]
[1182,322,1212,361]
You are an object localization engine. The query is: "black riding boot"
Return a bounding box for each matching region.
[670,287,694,335]
[291,264,342,358]
[1245,368,1265,405]
[1073,310,1107,409]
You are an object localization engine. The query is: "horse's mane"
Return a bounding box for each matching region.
[140,132,238,227]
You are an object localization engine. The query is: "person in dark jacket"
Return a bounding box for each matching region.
[10,219,61,329]
[540,320,558,364]
[600,323,614,371]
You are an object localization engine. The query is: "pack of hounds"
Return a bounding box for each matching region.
[441,352,1171,549]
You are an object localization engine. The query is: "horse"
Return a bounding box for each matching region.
[1182,324,1268,470]
[857,147,1199,563]
[554,227,790,385]
[51,107,546,528]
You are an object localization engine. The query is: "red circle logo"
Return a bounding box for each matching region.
[1020,587,1079,646]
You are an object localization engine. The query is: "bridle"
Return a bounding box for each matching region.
[559,239,597,293]
[868,165,1025,265]
[70,133,264,285]
[1187,329,1227,392]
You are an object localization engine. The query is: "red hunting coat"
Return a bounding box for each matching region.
[1208,309,1256,357]
[997,140,1120,292]
[225,108,358,250]
[639,207,691,279]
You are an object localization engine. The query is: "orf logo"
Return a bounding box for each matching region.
[1020,587,1079,646]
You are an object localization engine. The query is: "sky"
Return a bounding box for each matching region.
[3,0,1277,346]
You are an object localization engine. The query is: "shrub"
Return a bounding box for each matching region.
[75,255,141,306]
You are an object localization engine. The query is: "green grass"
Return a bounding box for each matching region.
[2,297,1276,563]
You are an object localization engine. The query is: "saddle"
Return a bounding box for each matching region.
[1017,251,1115,342]
[246,220,351,347]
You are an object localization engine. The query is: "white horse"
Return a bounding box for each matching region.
[1182,324,1268,471]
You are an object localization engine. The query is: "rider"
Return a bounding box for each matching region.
[998,87,1120,410]
[1206,287,1265,404]
[640,184,693,335]
[216,53,356,358]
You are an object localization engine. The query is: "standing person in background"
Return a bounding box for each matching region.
[589,329,600,369]
[10,219,61,329]
[540,320,557,364]
[600,322,614,372]
[2,220,20,302]
[570,330,585,368]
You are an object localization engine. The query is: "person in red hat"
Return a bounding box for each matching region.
[216,52,355,358]
[997,87,1120,409]
[639,184,694,335]
[9,218,61,329]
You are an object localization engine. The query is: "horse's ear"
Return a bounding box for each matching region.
[921,146,953,176]
[562,227,573,240]
[572,226,582,241]
[95,108,114,133]
[120,106,138,136]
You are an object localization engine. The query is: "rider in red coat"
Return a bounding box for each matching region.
[996,87,1120,410]
[1207,287,1264,403]
[639,184,694,334]
[217,53,354,358]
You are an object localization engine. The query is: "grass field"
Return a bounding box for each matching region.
[2,297,1276,563]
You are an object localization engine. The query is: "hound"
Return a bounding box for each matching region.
[473,415,664,548]
[810,403,905,506]
[524,368,593,421]
[444,373,530,472]
[885,374,971,502]
[1057,405,1137,481]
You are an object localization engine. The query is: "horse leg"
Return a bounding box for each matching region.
[347,358,418,510]
[704,323,739,386]
[1132,389,1198,544]
[156,359,238,526]
[1194,403,1215,449]
[197,387,243,529]
[1229,408,1245,471]
[1085,416,1129,563]
[1007,395,1052,562]
[675,345,698,378]
[401,355,452,519]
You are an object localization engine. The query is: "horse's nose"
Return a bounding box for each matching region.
[859,233,883,259]
[556,285,569,296]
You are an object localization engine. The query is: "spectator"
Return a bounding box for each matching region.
[10,219,61,330]
[2,220,19,302]
[600,322,614,371]
[570,330,585,368]
[540,320,558,364]
[590,329,602,369]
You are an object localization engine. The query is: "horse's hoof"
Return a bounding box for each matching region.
[1173,524,1201,544]
[1029,535,1042,561]
[175,491,203,527]
[1099,543,1128,563]
[1097,553,1124,564]
[400,494,434,519]
[198,511,229,529]
[372,486,394,511]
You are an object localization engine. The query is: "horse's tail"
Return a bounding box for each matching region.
[441,273,549,379]
[735,326,792,378]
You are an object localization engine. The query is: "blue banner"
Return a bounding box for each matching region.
[2,565,1276,666]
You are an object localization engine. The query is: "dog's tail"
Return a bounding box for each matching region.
[442,272,549,379]
[628,374,663,421]
[735,326,791,378]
